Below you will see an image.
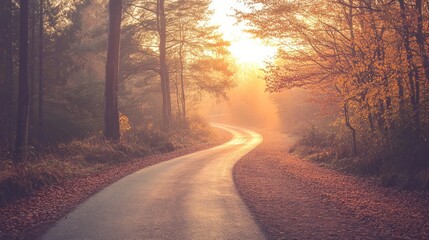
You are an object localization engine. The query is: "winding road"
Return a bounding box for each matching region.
[40,123,265,240]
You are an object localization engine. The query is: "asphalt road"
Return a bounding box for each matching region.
[40,123,265,240]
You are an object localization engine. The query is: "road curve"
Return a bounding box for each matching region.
[40,123,265,240]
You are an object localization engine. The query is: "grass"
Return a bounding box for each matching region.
[0,118,216,207]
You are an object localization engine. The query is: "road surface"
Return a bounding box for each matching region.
[40,123,265,240]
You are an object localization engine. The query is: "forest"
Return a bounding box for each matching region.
[238,0,429,189]
[0,0,429,202]
[0,0,236,206]
[1,0,429,201]
[1,0,429,239]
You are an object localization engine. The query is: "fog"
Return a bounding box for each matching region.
[203,61,339,136]
[204,64,279,130]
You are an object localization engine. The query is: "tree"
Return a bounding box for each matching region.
[157,0,172,131]
[238,0,429,158]
[168,0,233,121]
[38,0,44,141]
[0,0,15,148]
[15,0,30,160]
[104,0,122,141]
[415,0,429,84]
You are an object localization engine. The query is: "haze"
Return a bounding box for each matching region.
[1,0,429,239]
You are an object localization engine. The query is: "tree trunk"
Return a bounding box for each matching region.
[398,0,420,137]
[344,0,357,155]
[0,0,15,147]
[15,0,30,161]
[174,73,181,120]
[397,75,405,114]
[38,0,44,141]
[157,0,172,131]
[348,0,356,57]
[104,0,122,141]
[179,25,186,121]
[344,102,357,156]
[415,0,429,83]
[398,0,415,96]
[29,0,36,142]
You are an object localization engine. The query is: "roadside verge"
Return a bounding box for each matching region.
[0,127,231,240]
[233,130,429,239]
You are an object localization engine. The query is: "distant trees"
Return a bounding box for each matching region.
[168,0,233,121]
[239,0,429,159]
[121,0,234,128]
[105,0,122,141]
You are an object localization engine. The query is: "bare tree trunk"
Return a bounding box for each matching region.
[178,28,186,121]
[415,0,429,83]
[345,0,357,155]
[347,0,355,57]
[398,0,420,137]
[104,0,122,141]
[38,0,44,141]
[1,0,15,147]
[15,0,30,161]
[413,64,421,138]
[344,102,357,155]
[29,0,36,142]
[174,73,181,120]
[157,0,172,131]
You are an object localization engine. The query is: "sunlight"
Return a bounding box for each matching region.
[229,38,276,65]
[209,0,276,66]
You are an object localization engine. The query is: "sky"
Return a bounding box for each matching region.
[209,0,276,65]
[205,0,280,130]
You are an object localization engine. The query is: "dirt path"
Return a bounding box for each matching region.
[234,131,429,240]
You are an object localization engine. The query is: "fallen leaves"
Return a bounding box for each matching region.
[0,129,231,240]
[234,131,429,240]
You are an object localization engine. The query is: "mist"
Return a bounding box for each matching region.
[205,63,280,130]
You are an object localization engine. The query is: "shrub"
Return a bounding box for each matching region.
[0,158,80,207]
[0,114,216,207]
[297,125,335,149]
[292,122,429,189]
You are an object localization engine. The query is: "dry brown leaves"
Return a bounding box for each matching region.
[234,131,429,240]
[0,129,231,240]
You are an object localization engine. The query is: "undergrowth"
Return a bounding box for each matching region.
[0,118,216,207]
[290,125,429,190]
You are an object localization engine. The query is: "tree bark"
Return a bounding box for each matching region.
[104,0,122,141]
[157,0,172,131]
[398,0,420,137]
[415,0,429,83]
[174,73,181,120]
[0,0,14,146]
[179,24,186,121]
[38,0,44,141]
[15,0,30,161]
[344,101,357,156]
[29,0,36,141]
[345,0,357,155]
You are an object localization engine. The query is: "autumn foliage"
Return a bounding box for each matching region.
[240,0,429,188]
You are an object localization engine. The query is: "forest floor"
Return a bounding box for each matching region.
[0,128,231,240]
[234,130,429,240]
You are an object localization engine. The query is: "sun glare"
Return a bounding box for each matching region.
[210,0,276,66]
[229,38,276,65]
